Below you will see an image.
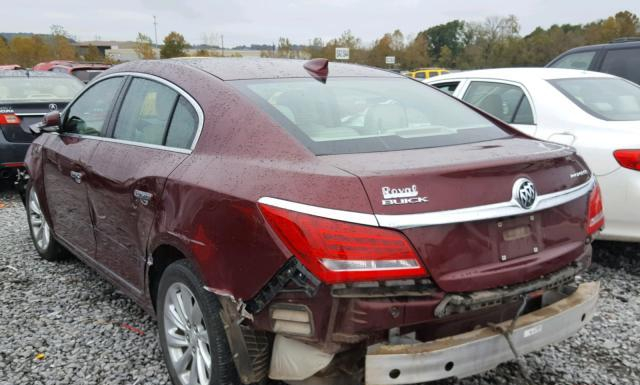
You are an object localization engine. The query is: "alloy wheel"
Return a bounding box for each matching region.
[163,282,212,385]
[28,188,51,252]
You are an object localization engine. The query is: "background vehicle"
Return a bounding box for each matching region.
[407,67,449,80]
[0,70,83,180]
[32,60,76,71]
[50,63,112,83]
[427,68,640,242]
[547,38,640,85]
[24,58,601,385]
[0,65,23,70]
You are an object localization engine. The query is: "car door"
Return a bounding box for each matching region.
[599,47,640,85]
[86,75,200,293]
[461,80,537,136]
[42,76,125,258]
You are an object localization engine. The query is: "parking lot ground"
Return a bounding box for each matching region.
[0,182,638,385]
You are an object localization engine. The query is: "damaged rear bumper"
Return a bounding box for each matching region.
[365,281,600,385]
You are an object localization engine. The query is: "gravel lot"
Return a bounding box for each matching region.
[0,181,638,385]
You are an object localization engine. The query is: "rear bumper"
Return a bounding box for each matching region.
[365,281,599,385]
[0,138,29,166]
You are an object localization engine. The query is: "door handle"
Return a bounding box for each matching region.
[133,189,153,206]
[70,171,83,184]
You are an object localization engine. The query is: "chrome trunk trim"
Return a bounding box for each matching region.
[259,177,595,229]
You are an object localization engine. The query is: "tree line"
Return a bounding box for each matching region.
[0,26,106,66]
[266,10,639,69]
[1,11,638,69]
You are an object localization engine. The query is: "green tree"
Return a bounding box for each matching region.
[419,20,466,60]
[160,31,188,58]
[438,46,454,67]
[401,34,431,69]
[49,25,77,60]
[306,37,324,58]
[9,36,51,67]
[83,44,103,62]
[0,37,10,64]
[134,33,156,59]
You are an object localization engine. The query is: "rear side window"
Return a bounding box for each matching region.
[549,51,596,70]
[428,71,439,78]
[233,77,510,155]
[113,78,178,145]
[64,77,123,136]
[601,48,640,85]
[463,81,534,125]
[550,77,640,121]
[432,82,459,95]
[165,96,198,149]
[414,72,426,79]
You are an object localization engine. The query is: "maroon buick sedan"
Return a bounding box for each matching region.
[24,58,603,385]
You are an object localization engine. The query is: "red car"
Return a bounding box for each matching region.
[32,60,76,71]
[25,58,602,385]
[50,63,112,83]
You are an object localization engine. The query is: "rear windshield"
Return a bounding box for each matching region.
[233,77,510,155]
[550,77,640,121]
[0,76,84,103]
[72,69,105,83]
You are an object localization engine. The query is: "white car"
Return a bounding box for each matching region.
[426,68,640,242]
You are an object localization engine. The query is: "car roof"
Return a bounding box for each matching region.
[427,67,615,83]
[0,70,80,79]
[166,58,402,81]
[559,39,640,54]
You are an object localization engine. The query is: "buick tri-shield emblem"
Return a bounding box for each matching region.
[513,178,537,209]
[49,103,58,111]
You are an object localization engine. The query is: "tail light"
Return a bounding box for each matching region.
[259,203,427,284]
[0,114,21,125]
[587,183,604,236]
[614,149,640,171]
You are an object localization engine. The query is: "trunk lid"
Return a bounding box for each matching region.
[0,102,68,143]
[321,138,592,292]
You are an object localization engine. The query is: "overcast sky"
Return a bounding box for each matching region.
[4,0,639,47]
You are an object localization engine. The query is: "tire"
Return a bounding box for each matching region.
[158,260,240,385]
[26,184,66,261]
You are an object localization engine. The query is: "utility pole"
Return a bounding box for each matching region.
[153,15,159,48]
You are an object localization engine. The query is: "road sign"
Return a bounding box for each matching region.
[335,47,350,60]
[385,56,396,65]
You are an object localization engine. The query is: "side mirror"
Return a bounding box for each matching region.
[30,111,61,134]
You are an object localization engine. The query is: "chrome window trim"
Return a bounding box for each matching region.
[55,132,192,154]
[259,176,595,229]
[15,112,46,117]
[257,197,380,227]
[57,71,204,154]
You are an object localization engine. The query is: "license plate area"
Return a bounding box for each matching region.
[495,214,542,262]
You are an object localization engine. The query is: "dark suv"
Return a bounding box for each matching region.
[547,38,640,84]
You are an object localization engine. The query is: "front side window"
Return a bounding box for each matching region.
[64,77,123,136]
[463,81,534,125]
[233,77,511,155]
[549,51,596,70]
[113,78,178,145]
[601,48,640,85]
[550,77,640,121]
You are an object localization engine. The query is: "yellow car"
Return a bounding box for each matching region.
[408,68,449,80]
